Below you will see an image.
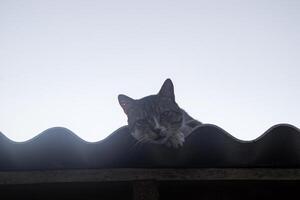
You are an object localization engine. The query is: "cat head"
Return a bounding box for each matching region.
[118,79,183,144]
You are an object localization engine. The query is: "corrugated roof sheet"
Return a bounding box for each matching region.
[0,124,299,171]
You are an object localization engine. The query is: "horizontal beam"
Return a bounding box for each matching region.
[1,168,300,185]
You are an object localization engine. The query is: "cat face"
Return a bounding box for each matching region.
[118,79,183,144]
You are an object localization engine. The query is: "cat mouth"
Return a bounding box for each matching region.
[151,135,168,144]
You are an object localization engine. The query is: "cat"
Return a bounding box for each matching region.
[118,79,202,148]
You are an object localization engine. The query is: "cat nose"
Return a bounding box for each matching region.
[154,128,167,137]
[153,128,162,134]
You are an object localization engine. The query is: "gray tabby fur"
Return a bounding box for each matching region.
[118,79,201,148]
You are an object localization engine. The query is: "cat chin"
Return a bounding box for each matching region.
[131,130,185,148]
[148,131,185,148]
[148,137,169,145]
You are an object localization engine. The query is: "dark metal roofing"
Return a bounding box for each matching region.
[0,124,300,171]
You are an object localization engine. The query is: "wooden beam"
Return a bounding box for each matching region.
[1,168,300,185]
[133,181,159,200]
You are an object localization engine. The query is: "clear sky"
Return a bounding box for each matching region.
[0,0,299,142]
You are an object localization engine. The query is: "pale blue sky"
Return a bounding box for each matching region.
[0,0,299,142]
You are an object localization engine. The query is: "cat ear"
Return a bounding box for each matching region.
[158,78,175,100]
[118,94,134,115]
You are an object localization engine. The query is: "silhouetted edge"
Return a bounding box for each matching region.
[0,123,299,144]
[189,123,300,144]
[0,126,129,145]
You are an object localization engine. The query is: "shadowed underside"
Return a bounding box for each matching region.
[0,123,300,171]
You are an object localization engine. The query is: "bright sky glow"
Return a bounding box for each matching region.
[0,0,299,142]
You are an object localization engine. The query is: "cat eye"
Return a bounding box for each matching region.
[161,111,182,123]
[135,120,146,127]
[161,111,173,118]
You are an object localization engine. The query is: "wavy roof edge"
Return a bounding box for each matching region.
[0,123,299,144]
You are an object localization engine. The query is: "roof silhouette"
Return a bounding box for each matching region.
[0,123,300,171]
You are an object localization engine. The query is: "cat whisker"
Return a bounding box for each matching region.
[129,137,148,152]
